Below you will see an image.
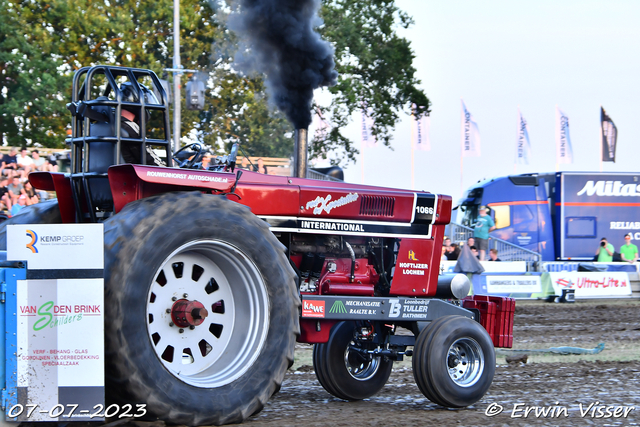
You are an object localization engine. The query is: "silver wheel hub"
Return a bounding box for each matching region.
[146,240,269,388]
[344,342,381,381]
[447,337,484,387]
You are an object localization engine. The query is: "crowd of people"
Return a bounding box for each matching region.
[443,234,639,264]
[0,148,57,217]
[442,236,502,262]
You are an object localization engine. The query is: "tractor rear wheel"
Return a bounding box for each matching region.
[412,315,495,407]
[103,192,299,426]
[313,321,393,400]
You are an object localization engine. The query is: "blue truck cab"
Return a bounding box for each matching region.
[456,172,640,261]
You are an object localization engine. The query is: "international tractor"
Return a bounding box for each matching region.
[0,66,514,425]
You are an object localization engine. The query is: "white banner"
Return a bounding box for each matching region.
[548,272,632,298]
[556,106,573,164]
[515,109,531,165]
[7,224,104,270]
[360,106,376,148]
[486,275,542,294]
[461,100,480,157]
[412,109,430,151]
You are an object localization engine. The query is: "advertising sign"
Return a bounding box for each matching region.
[15,279,104,421]
[7,224,103,271]
[559,172,640,259]
[485,275,542,294]
[5,224,105,422]
[547,271,632,298]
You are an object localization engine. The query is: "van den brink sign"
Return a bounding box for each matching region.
[7,224,104,422]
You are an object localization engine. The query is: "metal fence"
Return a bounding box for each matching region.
[306,169,343,182]
[447,223,542,271]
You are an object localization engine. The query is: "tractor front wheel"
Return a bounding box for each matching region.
[412,315,495,407]
[313,321,393,400]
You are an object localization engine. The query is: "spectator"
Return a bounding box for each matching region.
[446,243,460,261]
[619,233,638,263]
[48,153,59,172]
[22,181,39,205]
[488,248,502,261]
[7,176,23,205]
[595,237,614,262]
[11,194,27,216]
[467,237,475,248]
[201,155,212,170]
[443,237,451,248]
[240,157,251,170]
[1,148,18,175]
[0,177,11,212]
[31,150,47,171]
[255,158,268,174]
[17,148,34,173]
[473,206,495,261]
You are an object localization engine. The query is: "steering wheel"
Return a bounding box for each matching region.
[173,142,204,168]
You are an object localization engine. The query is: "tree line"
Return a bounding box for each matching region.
[0,0,429,163]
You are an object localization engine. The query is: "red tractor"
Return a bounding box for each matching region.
[0,66,513,425]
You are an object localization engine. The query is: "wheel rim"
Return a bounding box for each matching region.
[146,240,269,388]
[446,337,484,387]
[344,343,381,381]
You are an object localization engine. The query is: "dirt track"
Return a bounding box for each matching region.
[245,300,640,427]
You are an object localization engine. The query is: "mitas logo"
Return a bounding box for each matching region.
[25,229,38,253]
[577,180,640,197]
[302,300,325,318]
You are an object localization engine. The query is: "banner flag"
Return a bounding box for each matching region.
[411,105,431,151]
[515,109,531,165]
[601,107,617,162]
[461,100,480,157]
[556,106,573,164]
[360,105,376,148]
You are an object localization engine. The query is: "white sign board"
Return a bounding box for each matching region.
[16,279,104,421]
[7,224,104,270]
[548,272,632,298]
[485,275,542,294]
[5,223,105,422]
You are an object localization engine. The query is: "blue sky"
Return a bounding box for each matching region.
[331,0,640,201]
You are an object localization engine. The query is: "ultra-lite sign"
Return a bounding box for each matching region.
[6,224,104,422]
[548,272,632,298]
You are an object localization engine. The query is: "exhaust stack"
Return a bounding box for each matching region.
[293,128,308,178]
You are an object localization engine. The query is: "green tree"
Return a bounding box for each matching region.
[0,0,428,164]
[0,0,70,147]
[313,0,430,164]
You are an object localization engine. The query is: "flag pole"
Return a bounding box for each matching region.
[360,143,365,184]
[599,106,603,172]
[411,111,415,190]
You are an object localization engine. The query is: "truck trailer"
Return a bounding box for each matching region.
[456,172,640,261]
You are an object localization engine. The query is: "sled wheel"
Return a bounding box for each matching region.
[103,192,299,426]
[313,321,392,400]
[412,315,495,407]
[0,199,62,249]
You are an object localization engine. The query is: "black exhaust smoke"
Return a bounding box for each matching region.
[229,0,338,177]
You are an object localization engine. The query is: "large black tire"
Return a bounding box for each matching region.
[313,321,393,400]
[412,315,495,407]
[103,192,299,426]
[0,199,62,250]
